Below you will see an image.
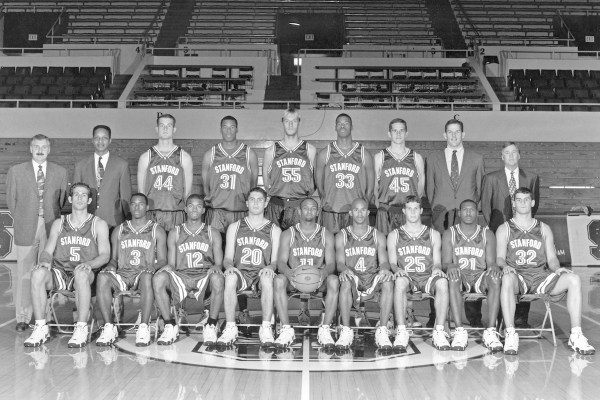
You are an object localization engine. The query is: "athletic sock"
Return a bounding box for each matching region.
[571,326,582,335]
[226,322,236,328]
[397,325,406,330]
[35,319,46,326]
[506,327,516,334]
[76,321,87,327]
[435,324,445,331]
[262,321,271,327]
[282,324,291,329]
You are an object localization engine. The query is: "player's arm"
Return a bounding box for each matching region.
[441,229,459,280]
[223,223,238,274]
[387,230,404,277]
[531,174,541,217]
[335,232,352,281]
[259,225,282,278]
[541,222,566,274]
[414,152,426,199]
[210,227,224,273]
[153,226,168,271]
[181,150,194,199]
[495,224,513,274]
[103,228,120,273]
[307,142,318,193]
[201,149,212,197]
[35,219,62,270]
[58,169,68,209]
[484,229,501,279]
[248,148,259,188]
[76,218,110,271]
[373,151,383,208]
[375,230,393,281]
[431,229,445,277]
[164,229,178,271]
[261,144,275,191]
[322,230,337,278]
[136,151,150,194]
[362,148,375,204]
[315,148,327,198]
[276,229,293,279]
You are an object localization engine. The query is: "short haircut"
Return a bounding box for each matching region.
[70,182,91,197]
[157,113,176,126]
[92,124,112,139]
[335,113,352,125]
[221,115,238,127]
[404,195,422,207]
[502,141,519,152]
[460,199,477,209]
[186,194,204,207]
[283,107,300,121]
[130,192,148,205]
[248,186,268,200]
[515,187,533,198]
[388,118,407,132]
[445,118,464,132]
[300,197,317,208]
[31,134,50,145]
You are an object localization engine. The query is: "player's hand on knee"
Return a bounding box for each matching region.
[224,268,236,276]
[155,265,172,274]
[208,266,224,276]
[432,269,447,278]
[34,263,51,271]
[503,266,516,275]
[259,268,275,279]
[339,269,354,282]
[488,266,502,280]
[447,267,460,281]
[75,263,92,273]
[394,269,408,279]
[555,267,573,276]
[377,269,394,282]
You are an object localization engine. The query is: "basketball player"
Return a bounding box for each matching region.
[273,198,338,348]
[202,115,259,235]
[137,113,193,232]
[388,195,450,351]
[497,187,595,355]
[315,113,374,234]
[442,199,503,352]
[24,183,110,348]
[216,187,281,347]
[152,195,224,346]
[95,193,167,347]
[374,118,424,234]
[336,198,394,350]
[263,108,317,230]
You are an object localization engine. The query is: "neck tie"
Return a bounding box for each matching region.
[37,165,45,216]
[509,171,517,215]
[450,150,459,190]
[97,156,104,187]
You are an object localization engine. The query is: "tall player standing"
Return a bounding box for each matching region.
[153,195,224,346]
[95,193,167,347]
[315,114,374,235]
[263,108,317,230]
[216,187,282,347]
[336,198,394,350]
[388,195,450,351]
[137,114,193,232]
[273,198,338,348]
[24,183,110,348]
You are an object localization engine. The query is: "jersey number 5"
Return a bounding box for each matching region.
[282,167,301,182]
[404,256,426,272]
[389,177,409,193]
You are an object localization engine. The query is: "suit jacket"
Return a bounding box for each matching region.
[6,161,68,246]
[481,168,540,232]
[73,153,131,228]
[426,148,485,232]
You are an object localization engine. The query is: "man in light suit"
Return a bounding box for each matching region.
[481,141,540,327]
[6,134,68,332]
[73,125,131,229]
[426,118,485,327]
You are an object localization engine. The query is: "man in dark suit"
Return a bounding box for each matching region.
[426,118,485,327]
[73,125,131,229]
[481,141,540,327]
[6,134,68,332]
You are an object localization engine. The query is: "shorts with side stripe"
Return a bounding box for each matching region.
[164,268,212,304]
[205,208,246,234]
[101,270,145,293]
[515,269,563,299]
[50,267,75,291]
[403,274,446,296]
[148,210,186,232]
[229,268,265,294]
[348,274,387,303]
[459,270,489,294]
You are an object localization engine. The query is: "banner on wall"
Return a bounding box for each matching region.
[0,210,17,261]
[567,214,600,266]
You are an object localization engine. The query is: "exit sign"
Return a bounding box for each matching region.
[585,35,595,43]
[305,34,314,41]
[28,34,38,41]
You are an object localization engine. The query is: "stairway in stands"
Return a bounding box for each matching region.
[425,0,466,55]
[154,0,196,55]
[263,75,300,110]
[488,77,516,102]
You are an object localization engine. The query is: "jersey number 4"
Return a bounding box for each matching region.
[389,177,410,193]
[153,175,173,191]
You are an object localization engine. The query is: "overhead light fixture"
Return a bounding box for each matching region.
[289,22,300,26]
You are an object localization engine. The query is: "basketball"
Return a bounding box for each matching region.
[291,266,323,293]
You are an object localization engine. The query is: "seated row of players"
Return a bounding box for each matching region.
[24,184,595,356]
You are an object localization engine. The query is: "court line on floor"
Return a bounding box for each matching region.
[554,303,600,327]
[301,334,310,400]
[0,318,16,329]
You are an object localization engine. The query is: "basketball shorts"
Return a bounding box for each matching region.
[229,268,272,294]
[205,208,246,234]
[401,274,446,296]
[375,205,405,236]
[457,270,489,294]
[265,197,303,231]
[514,269,564,300]
[164,268,212,304]
[101,270,146,292]
[347,273,388,303]
[148,210,186,232]
[50,267,75,291]
[320,210,351,235]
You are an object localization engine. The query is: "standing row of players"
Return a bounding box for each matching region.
[23,182,595,356]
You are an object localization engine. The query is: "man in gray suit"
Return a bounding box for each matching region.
[481,141,540,327]
[6,134,68,332]
[73,125,132,229]
[426,118,485,327]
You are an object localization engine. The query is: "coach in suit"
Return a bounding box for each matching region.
[481,141,540,232]
[6,134,68,331]
[481,141,540,328]
[426,119,485,233]
[73,125,131,229]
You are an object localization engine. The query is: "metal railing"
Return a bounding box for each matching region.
[555,10,577,47]
[45,7,67,45]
